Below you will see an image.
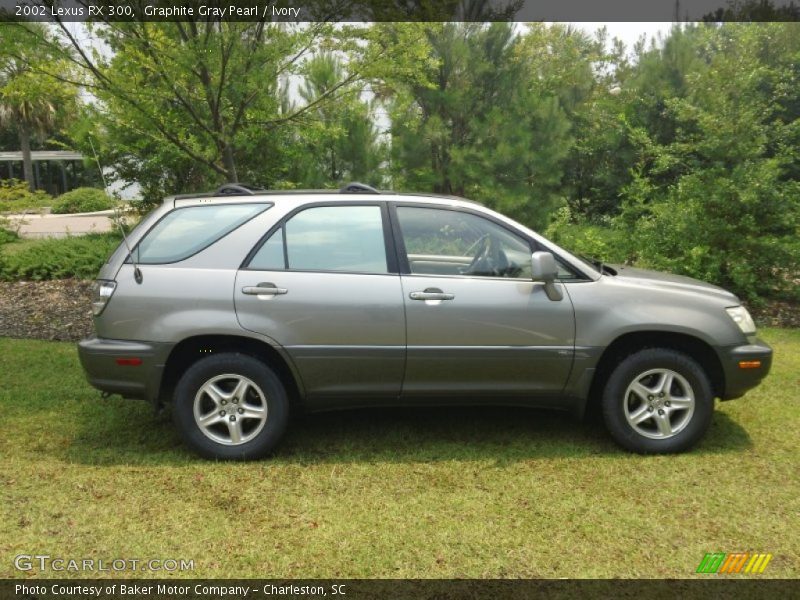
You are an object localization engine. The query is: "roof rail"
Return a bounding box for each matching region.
[214,183,264,196]
[340,182,380,194]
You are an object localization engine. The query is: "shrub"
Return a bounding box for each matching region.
[544,206,630,264]
[621,166,800,302]
[51,187,116,214]
[0,179,52,213]
[0,232,122,281]
[0,227,19,245]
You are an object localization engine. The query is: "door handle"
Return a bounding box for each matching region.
[409,288,454,301]
[242,282,288,296]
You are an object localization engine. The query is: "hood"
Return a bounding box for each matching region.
[607,264,740,304]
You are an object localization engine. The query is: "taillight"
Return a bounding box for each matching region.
[92,280,117,316]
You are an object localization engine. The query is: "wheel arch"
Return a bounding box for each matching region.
[158,334,304,410]
[586,331,725,415]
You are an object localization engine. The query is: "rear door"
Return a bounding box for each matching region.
[393,204,575,398]
[235,203,406,402]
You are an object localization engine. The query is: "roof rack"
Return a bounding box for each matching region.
[340,182,380,194]
[171,183,266,201]
[214,183,264,196]
[171,182,383,202]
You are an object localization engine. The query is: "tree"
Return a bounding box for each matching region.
[388,23,517,197]
[0,24,77,191]
[497,23,599,226]
[560,25,713,221]
[702,0,800,21]
[618,23,800,300]
[28,18,429,205]
[386,22,590,229]
[287,52,386,188]
[26,20,366,203]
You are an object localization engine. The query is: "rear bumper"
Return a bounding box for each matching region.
[77,336,173,403]
[718,338,773,400]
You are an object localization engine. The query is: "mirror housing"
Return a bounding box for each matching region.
[531,251,563,301]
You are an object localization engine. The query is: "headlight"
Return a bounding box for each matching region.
[92,280,117,316]
[726,306,756,335]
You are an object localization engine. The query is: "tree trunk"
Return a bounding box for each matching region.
[222,144,238,183]
[18,123,35,192]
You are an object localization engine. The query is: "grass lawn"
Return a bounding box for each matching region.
[1,329,798,579]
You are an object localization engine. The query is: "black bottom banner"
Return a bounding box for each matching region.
[3,579,799,600]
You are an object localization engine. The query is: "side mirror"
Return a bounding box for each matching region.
[531,251,563,301]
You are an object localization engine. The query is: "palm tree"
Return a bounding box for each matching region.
[0,25,73,191]
[0,72,58,191]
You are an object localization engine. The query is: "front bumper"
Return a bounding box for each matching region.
[77,336,173,403]
[718,337,773,400]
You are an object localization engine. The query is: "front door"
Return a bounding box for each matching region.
[394,205,575,398]
[235,204,405,401]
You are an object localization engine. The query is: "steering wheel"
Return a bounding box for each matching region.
[464,233,508,277]
[464,233,491,275]
[464,233,490,258]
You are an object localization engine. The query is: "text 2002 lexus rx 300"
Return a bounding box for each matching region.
[78,183,772,459]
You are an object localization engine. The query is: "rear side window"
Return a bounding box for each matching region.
[249,205,388,273]
[134,203,269,264]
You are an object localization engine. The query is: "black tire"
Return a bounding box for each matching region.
[172,353,289,460]
[602,348,713,454]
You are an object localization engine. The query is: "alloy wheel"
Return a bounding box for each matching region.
[192,373,268,445]
[623,368,695,440]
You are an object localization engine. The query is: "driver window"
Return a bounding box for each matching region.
[396,206,532,279]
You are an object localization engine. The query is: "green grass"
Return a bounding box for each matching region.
[1,329,798,579]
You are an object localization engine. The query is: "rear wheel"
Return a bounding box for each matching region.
[602,348,713,454]
[173,353,289,460]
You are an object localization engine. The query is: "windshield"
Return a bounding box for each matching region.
[495,216,602,279]
[577,254,604,272]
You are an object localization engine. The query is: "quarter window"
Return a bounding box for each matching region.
[135,203,268,264]
[396,206,532,279]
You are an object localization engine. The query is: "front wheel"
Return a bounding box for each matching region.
[172,353,289,460]
[602,348,713,454]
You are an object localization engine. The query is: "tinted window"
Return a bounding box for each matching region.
[260,205,387,273]
[135,204,268,264]
[249,227,285,270]
[397,206,531,279]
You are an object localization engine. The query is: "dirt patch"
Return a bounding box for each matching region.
[0,279,797,343]
[0,280,94,341]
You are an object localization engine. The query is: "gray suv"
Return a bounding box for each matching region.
[78,183,772,459]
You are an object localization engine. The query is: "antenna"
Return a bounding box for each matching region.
[88,136,142,284]
[88,135,108,191]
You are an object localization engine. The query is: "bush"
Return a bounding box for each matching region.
[544,206,630,264]
[51,187,116,214]
[0,227,19,245]
[0,233,122,281]
[621,166,800,302]
[0,179,51,213]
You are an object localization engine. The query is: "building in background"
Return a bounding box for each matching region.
[0,150,96,196]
